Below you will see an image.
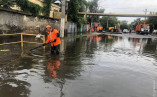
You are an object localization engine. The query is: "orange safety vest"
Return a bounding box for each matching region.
[89,26,91,30]
[91,28,94,32]
[46,29,61,46]
[100,27,103,30]
[97,27,100,32]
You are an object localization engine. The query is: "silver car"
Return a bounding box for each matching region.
[123,29,129,33]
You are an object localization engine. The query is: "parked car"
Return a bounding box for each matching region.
[123,29,129,33]
[152,30,157,35]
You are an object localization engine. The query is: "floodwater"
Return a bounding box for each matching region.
[0,35,157,97]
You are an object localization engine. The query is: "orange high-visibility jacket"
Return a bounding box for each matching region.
[97,27,100,32]
[89,26,91,30]
[92,28,94,32]
[46,29,61,46]
[100,27,103,30]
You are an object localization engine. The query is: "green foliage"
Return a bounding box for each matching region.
[77,17,87,27]
[42,0,52,17]
[67,0,104,26]
[130,18,144,29]
[78,0,88,12]
[68,0,79,22]
[0,0,15,8]
[98,9,105,13]
[131,12,157,30]
[67,0,88,27]
[146,12,157,29]
[99,16,118,28]
[88,0,98,13]
[87,0,105,23]
[120,20,128,30]
[16,0,41,16]
[51,0,58,3]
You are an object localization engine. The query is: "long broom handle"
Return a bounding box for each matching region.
[30,42,51,51]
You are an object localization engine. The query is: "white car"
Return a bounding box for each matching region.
[152,30,157,34]
[123,29,129,33]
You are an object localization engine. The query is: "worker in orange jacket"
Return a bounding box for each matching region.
[91,28,94,32]
[97,27,100,32]
[88,26,91,32]
[100,27,103,32]
[45,25,61,54]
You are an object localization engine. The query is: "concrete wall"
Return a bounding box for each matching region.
[0,8,88,35]
[0,8,59,34]
[65,22,77,35]
[65,22,90,35]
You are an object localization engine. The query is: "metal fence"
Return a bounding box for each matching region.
[0,33,45,49]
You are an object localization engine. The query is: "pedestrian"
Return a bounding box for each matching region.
[100,26,103,32]
[97,27,100,32]
[129,29,132,34]
[91,28,94,32]
[45,25,61,54]
[88,26,91,32]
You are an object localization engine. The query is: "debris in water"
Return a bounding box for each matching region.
[35,34,41,39]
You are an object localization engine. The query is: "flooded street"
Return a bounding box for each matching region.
[0,35,157,97]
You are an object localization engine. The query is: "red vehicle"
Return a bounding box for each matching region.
[136,23,150,34]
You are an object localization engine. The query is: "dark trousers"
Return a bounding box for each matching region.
[51,45,59,54]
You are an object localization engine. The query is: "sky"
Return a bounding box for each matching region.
[96,0,157,23]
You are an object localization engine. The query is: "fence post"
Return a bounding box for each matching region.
[21,33,23,48]
[43,35,45,50]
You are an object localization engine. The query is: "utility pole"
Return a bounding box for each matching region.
[60,0,66,38]
[144,9,147,21]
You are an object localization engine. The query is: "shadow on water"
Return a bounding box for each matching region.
[0,34,157,97]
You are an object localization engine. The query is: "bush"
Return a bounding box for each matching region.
[16,0,41,16]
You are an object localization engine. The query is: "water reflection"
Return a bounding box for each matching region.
[0,35,157,97]
[0,78,30,97]
[0,57,32,97]
[46,59,61,78]
[127,38,157,58]
[87,36,102,42]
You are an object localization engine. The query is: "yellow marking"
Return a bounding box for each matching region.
[0,41,21,46]
[0,49,10,52]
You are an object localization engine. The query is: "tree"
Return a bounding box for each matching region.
[16,0,41,16]
[68,0,79,23]
[86,0,105,24]
[146,12,157,29]
[67,0,88,27]
[0,0,15,8]
[120,20,128,31]
[99,16,118,29]
[67,0,104,27]
[130,18,144,30]
[88,0,98,13]
[98,8,105,13]
[42,0,52,17]
[78,0,88,12]
[87,0,104,23]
